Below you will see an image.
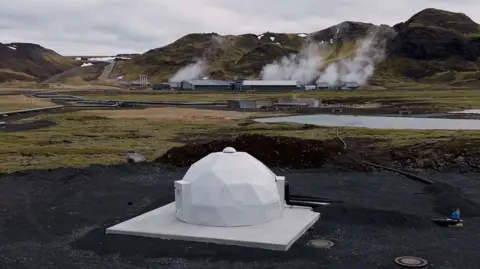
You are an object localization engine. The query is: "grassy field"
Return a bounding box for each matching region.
[0,95,57,112]
[1,87,480,173]
[76,87,480,111]
[1,105,480,173]
[0,82,121,92]
[81,107,287,122]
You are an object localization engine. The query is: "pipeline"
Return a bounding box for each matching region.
[284,180,332,208]
[336,128,347,150]
[335,128,434,185]
[289,194,338,203]
[360,160,434,185]
[288,200,330,207]
[282,129,436,209]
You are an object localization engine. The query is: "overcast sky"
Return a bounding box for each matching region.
[0,0,478,55]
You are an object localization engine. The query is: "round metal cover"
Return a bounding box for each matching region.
[307,239,334,249]
[394,256,428,267]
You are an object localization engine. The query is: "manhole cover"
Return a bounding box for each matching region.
[394,256,428,267]
[307,239,334,249]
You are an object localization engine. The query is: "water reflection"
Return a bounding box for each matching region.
[254,114,480,130]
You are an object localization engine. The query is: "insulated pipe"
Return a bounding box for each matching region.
[288,200,329,207]
[335,128,435,185]
[285,180,291,205]
[289,194,338,203]
[284,181,333,206]
[360,160,434,185]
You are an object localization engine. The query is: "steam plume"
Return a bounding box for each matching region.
[317,28,390,85]
[211,35,225,49]
[169,59,209,82]
[169,35,225,82]
[260,42,326,85]
[259,25,392,86]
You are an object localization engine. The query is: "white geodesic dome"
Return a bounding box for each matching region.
[174,147,284,227]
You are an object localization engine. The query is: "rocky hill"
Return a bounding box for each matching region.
[381,8,480,81]
[0,43,77,83]
[115,8,480,85]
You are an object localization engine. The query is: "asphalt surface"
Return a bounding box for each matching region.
[1,164,480,268]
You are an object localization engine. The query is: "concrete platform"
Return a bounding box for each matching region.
[106,202,320,251]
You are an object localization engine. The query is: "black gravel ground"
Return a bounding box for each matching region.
[1,164,480,269]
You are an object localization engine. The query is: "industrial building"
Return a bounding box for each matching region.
[316,82,330,90]
[180,80,233,91]
[316,81,360,90]
[343,82,360,89]
[227,100,274,109]
[273,98,321,111]
[168,82,181,90]
[151,83,171,90]
[277,98,321,107]
[228,98,320,111]
[239,80,299,92]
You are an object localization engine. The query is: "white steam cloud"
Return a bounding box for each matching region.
[260,26,392,86]
[168,59,209,82]
[168,35,225,82]
[211,35,225,49]
[317,29,389,86]
[261,42,326,85]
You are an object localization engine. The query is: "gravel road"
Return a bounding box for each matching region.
[1,164,479,268]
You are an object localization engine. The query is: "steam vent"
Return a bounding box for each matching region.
[107,147,320,251]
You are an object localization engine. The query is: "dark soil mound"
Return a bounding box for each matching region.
[158,133,480,173]
[372,140,480,172]
[156,134,354,169]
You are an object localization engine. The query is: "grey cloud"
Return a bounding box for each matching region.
[0,0,478,55]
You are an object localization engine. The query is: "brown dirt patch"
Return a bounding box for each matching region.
[77,107,287,123]
[0,95,57,112]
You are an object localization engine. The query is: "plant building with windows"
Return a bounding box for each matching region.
[180,80,233,91]
[236,80,299,92]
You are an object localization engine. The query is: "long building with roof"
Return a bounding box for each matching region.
[238,80,299,92]
[180,80,233,91]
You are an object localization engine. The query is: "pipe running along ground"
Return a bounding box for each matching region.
[335,128,435,185]
[285,181,333,207]
[284,128,434,208]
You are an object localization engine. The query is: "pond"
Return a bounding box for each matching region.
[450,109,480,114]
[254,114,480,130]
